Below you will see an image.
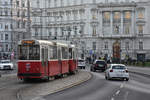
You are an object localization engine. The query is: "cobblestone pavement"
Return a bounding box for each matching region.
[0,70,91,100]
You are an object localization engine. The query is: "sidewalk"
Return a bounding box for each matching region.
[127,66,150,76]
[16,70,91,100]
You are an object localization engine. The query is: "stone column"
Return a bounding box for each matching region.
[99,10,103,36]
[131,10,135,36]
[110,11,113,35]
[121,11,124,35]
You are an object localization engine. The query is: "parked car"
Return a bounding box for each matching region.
[105,64,129,81]
[90,60,107,72]
[0,60,14,70]
[78,59,86,69]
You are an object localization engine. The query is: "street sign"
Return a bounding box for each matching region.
[89,50,93,55]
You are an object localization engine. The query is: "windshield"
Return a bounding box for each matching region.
[18,45,40,60]
[78,60,84,62]
[96,61,106,65]
[0,60,10,63]
[112,65,126,69]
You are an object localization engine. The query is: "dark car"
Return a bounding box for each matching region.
[90,60,107,72]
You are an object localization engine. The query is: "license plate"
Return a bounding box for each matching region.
[117,74,123,77]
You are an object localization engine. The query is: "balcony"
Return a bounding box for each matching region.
[136,18,145,25]
[123,18,131,22]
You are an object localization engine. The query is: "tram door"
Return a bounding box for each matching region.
[41,47,48,76]
[58,47,62,74]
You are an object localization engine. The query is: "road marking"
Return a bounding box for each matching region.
[115,90,120,95]
[111,97,115,100]
[32,97,46,100]
[120,84,124,88]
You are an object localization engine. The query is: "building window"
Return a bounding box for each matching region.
[113,12,120,20]
[138,25,143,34]
[81,0,83,4]
[0,23,3,29]
[5,25,8,30]
[93,42,96,50]
[49,31,51,37]
[73,0,76,5]
[74,26,77,35]
[55,28,57,37]
[22,11,25,18]
[139,41,143,50]
[22,2,25,7]
[103,12,110,21]
[5,44,8,52]
[124,11,131,19]
[124,23,130,34]
[138,8,145,19]
[17,1,19,7]
[125,42,129,50]
[104,42,108,50]
[5,9,8,16]
[5,34,8,40]
[22,21,25,28]
[17,11,20,17]
[10,24,13,29]
[1,34,3,40]
[35,28,38,36]
[93,0,96,3]
[61,27,64,36]
[113,25,120,34]
[48,0,51,7]
[92,27,96,36]
[17,21,20,28]
[54,0,57,7]
[5,1,8,6]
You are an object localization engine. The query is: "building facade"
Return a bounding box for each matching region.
[30,0,150,61]
[12,0,28,59]
[0,0,14,59]
[0,0,28,59]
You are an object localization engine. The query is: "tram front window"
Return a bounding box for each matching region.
[19,45,40,60]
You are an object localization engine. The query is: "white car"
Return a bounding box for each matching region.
[78,59,86,69]
[105,64,129,81]
[0,60,14,70]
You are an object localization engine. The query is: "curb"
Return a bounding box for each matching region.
[31,72,92,100]
[129,71,150,77]
[49,72,92,94]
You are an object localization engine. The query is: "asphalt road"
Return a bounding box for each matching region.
[0,65,150,100]
[44,71,150,100]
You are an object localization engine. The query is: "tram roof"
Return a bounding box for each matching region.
[18,39,69,47]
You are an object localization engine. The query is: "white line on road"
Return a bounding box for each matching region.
[32,97,46,100]
[120,84,124,88]
[111,97,115,100]
[115,90,120,95]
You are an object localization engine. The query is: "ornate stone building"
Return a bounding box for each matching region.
[30,0,150,61]
[0,0,28,59]
[0,0,14,59]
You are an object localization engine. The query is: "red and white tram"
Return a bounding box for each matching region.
[17,39,77,81]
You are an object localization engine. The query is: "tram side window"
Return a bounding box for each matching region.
[58,47,61,59]
[62,47,68,59]
[49,46,57,59]
[29,46,40,60]
[18,45,40,60]
[18,45,28,60]
[69,48,73,59]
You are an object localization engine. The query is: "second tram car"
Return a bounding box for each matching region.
[17,39,77,81]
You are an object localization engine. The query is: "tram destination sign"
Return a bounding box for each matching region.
[22,40,35,45]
